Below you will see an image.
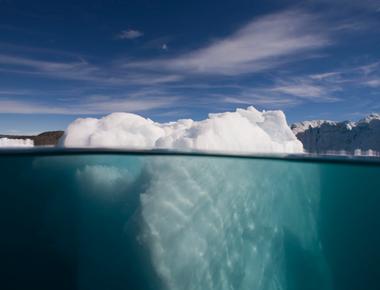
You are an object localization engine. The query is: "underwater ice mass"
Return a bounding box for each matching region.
[61,106,303,153]
[138,157,323,290]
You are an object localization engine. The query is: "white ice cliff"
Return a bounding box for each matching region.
[61,106,303,154]
[291,114,380,154]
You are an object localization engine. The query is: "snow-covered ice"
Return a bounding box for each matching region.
[61,106,303,153]
[291,113,380,154]
[0,138,34,147]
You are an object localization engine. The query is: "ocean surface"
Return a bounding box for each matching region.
[1,149,380,290]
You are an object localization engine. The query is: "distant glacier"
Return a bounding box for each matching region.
[292,114,380,155]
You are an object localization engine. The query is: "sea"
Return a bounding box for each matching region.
[1,149,379,290]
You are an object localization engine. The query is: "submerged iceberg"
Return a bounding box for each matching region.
[61,106,303,153]
[139,157,326,290]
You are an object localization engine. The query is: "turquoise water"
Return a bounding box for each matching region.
[1,150,380,290]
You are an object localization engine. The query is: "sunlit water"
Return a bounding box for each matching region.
[1,150,380,290]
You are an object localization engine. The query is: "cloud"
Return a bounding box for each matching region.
[117,29,144,40]
[0,54,101,81]
[0,9,337,89]
[223,95,300,107]
[0,8,375,114]
[308,61,380,89]
[332,22,369,32]
[309,72,341,80]
[0,89,31,96]
[0,99,74,114]
[312,0,380,12]
[125,10,330,76]
[214,74,342,108]
[0,95,177,115]
[0,54,84,71]
[0,53,182,85]
[270,83,326,99]
[267,76,343,102]
[364,79,380,87]
[357,61,380,75]
[82,97,177,113]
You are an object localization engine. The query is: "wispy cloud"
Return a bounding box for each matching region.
[268,80,340,101]
[125,10,330,76]
[332,21,370,32]
[223,95,300,107]
[117,29,143,40]
[364,79,380,87]
[0,54,101,81]
[0,53,182,85]
[308,61,380,88]
[270,84,325,98]
[0,100,75,114]
[357,61,380,75]
[0,94,177,115]
[309,72,341,80]
[0,7,377,117]
[0,9,351,89]
[217,79,340,108]
[0,89,32,96]
[313,0,380,12]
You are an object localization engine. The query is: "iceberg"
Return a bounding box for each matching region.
[61,107,303,153]
[0,137,34,147]
[138,156,326,290]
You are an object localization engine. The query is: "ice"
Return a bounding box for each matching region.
[0,138,34,147]
[138,156,328,290]
[291,114,380,154]
[61,107,303,153]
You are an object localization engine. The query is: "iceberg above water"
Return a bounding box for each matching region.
[0,137,34,147]
[61,106,303,154]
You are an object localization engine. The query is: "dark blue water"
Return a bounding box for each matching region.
[1,150,379,290]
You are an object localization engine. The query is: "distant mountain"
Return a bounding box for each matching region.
[0,131,64,146]
[291,114,380,154]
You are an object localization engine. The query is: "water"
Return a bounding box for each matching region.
[1,150,380,290]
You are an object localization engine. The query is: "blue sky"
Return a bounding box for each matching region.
[0,0,379,134]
